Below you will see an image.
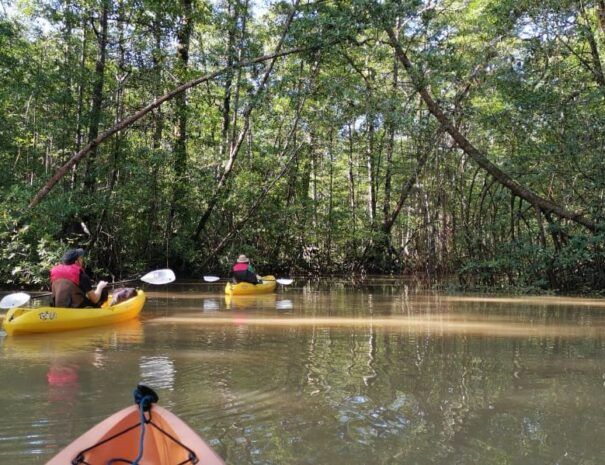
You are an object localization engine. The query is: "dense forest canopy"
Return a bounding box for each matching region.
[1,0,604,292]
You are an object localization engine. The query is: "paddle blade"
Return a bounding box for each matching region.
[0,292,31,309]
[276,278,294,285]
[140,269,176,285]
[203,276,221,282]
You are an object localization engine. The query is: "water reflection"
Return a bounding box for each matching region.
[1,319,143,358]
[148,314,605,338]
[276,299,293,311]
[2,283,605,465]
[203,298,220,312]
[224,293,277,311]
[140,355,176,390]
[0,320,146,463]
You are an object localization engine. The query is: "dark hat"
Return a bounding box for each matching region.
[62,248,85,264]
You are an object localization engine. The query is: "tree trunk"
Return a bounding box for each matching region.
[385,27,596,232]
[597,1,605,34]
[203,102,307,263]
[574,3,605,90]
[583,18,605,88]
[71,16,88,191]
[60,5,73,170]
[91,0,128,251]
[366,114,376,224]
[220,0,239,159]
[326,127,335,269]
[191,1,299,241]
[347,123,356,219]
[310,130,318,231]
[74,19,88,155]
[383,22,399,224]
[84,0,110,193]
[166,0,193,243]
[382,150,430,234]
[144,12,166,254]
[28,44,309,210]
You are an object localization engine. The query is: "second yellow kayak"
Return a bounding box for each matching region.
[2,291,146,336]
[225,275,277,295]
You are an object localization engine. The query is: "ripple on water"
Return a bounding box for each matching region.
[3,286,605,465]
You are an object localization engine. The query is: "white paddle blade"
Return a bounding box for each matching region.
[276,278,294,285]
[0,292,31,309]
[141,269,176,285]
[203,276,221,282]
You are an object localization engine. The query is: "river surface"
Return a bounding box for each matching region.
[1,278,605,464]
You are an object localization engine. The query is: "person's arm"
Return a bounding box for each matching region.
[87,281,108,304]
[249,264,262,283]
[80,272,107,304]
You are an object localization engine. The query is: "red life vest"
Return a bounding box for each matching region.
[50,263,82,285]
[232,262,249,272]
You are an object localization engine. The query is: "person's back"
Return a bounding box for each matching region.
[51,278,86,308]
[231,254,260,284]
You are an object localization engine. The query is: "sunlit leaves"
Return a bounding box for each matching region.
[0,0,604,290]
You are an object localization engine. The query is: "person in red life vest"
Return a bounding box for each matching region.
[231,254,262,284]
[50,248,109,308]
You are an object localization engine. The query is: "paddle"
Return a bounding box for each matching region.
[0,268,176,309]
[203,275,294,285]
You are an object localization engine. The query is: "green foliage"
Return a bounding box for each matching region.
[457,232,605,294]
[0,219,64,287]
[1,0,604,293]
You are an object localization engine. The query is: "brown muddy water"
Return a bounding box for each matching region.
[1,278,605,464]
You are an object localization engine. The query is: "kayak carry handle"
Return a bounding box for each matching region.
[134,384,159,412]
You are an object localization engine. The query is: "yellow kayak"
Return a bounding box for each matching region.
[225,275,277,295]
[2,290,145,336]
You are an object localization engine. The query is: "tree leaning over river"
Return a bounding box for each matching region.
[1,0,604,292]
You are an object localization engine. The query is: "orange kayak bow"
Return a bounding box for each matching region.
[46,386,225,465]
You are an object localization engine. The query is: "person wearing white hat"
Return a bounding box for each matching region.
[231,254,262,284]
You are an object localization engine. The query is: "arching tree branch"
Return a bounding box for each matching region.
[384,27,596,232]
[27,45,311,210]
